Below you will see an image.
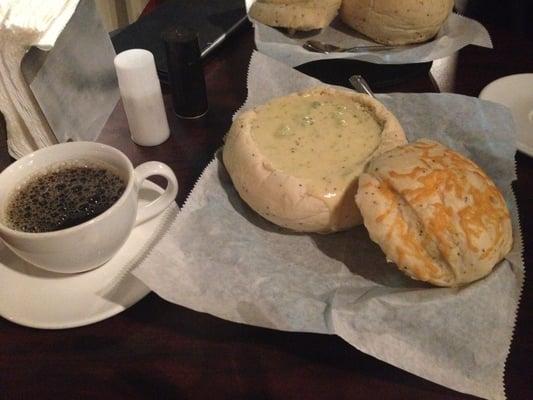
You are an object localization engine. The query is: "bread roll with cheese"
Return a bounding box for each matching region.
[340,0,454,45]
[356,139,513,286]
[249,0,342,31]
[223,86,406,233]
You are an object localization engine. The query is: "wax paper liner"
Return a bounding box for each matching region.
[133,52,524,400]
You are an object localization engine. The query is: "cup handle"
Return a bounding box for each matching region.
[133,161,178,226]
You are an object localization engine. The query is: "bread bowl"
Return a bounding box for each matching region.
[223,86,406,233]
[249,0,342,31]
[355,139,513,286]
[340,0,454,45]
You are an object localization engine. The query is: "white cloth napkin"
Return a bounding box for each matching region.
[0,0,79,158]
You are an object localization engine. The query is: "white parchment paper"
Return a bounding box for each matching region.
[133,52,524,400]
[244,0,492,66]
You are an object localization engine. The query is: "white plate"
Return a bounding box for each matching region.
[479,73,533,157]
[0,181,177,329]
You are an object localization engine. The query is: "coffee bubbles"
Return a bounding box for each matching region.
[4,159,126,233]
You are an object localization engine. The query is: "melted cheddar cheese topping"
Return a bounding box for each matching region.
[361,140,512,285]
[389,141,509,262]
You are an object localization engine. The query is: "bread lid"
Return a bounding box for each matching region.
[355,139,513,286]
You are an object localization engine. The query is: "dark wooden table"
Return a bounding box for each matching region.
[1,2,532,399]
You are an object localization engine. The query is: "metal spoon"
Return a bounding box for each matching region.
[349,75,375,97]
[303,39,397,54]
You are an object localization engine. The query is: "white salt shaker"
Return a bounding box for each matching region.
[114,49,170,146]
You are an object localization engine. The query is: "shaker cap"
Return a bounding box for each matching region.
[161,26,200,61]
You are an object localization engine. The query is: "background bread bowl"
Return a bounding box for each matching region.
[249,0,342,31]
[340,0,454,45]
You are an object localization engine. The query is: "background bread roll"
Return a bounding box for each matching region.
[223,86,406,233]
[249,0,342,31]
[355,139,513,286]
[340,0,454,45]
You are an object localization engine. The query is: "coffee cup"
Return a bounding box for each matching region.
[0,142,178,273]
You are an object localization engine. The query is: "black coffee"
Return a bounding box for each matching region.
[4,160,126,233]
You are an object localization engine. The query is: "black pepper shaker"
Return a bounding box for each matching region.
[162,27,208,119]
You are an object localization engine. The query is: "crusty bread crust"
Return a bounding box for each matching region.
[340,0,454,45]
[223,86,406,233]
[249,0,342,31]
[355,139,513,286]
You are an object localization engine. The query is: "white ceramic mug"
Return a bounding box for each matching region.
[0,142,178,273]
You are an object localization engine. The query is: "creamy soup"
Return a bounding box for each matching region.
[250,92,383,199]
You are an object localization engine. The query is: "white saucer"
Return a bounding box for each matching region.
[0,181,178,329]
[479,73,533,157]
